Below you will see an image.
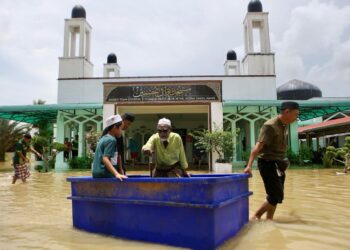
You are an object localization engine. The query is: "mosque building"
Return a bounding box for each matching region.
[1,0,349,169]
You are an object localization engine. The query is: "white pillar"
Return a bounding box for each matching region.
[232,121,237,161]
[86,31,91,60]
[249,120,255,151]
[78,23,84,57]
[78,122,84,157]
[63,23,70,57]
[55,112,68,169]
[103,104,115,127]
[70,30,76,57]
[210,103,223,169]
[247,20,254,53]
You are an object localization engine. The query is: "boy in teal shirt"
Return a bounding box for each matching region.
[92,115,127,181]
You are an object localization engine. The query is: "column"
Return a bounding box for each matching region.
[86,31,90,60]
[289,121,300,153]
[248,19,254,53]
[232,121,237,162]
[55,112,67,169]
[70,30,76,57]
[249,120,255,152]
[103,104,115,127]
[210,103,223,169]
[63,23,70,57]
[79,23,85,57]
[78,122,84,157]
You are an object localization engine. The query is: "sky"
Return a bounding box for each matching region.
[0,0,350,105]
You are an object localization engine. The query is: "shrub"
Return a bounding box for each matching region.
[299,144,313,164]
[68,157,93,169]
[287,149,299,165]
[191,125,238,163]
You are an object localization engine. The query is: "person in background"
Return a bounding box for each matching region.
[128,138,138,167]
[142,118,190,177]
[92,115,127,181]
[116,113,135,175]
[12,133,42,184]
[244,101,299,220]
[63,137,72,161]
[71,135,79,159]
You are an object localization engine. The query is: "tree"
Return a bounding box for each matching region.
[323,136,350,172]
[33,99,46,105]
[0,119,30,162]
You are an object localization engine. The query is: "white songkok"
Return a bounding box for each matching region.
[105,114,122,128]
[158,118,171,127]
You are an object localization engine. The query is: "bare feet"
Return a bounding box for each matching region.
[250,215,261,221]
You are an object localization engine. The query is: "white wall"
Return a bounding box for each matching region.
[58,75,276,104]
[221,76,276,100]
[57,78,103,103]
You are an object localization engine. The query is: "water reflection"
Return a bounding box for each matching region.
[0,166,349,250]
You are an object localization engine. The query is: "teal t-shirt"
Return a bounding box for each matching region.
[92,134,118,178]
[13,139,30,165]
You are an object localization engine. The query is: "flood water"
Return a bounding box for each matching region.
[1,161,350,250]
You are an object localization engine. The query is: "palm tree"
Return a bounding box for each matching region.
[0,119,30,162]
[33,99,46,105]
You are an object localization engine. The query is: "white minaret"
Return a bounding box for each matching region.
[242,0,275,75]
[103,53,120,77]
[224,50,240,75]
[58,5,93,78]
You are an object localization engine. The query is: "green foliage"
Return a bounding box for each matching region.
[299,144,313,164]
[32,135,50,154]
[287,149,299,165]
[287,145,313,166]
[323,146,336,167]
[241,150,251,161]
[323,142,350,168]
[344,136,350,150]
[0,119,30,161]
[52,142,66,152]
[48,157,56,169]
[33,119,52,138]
[68,157,93,169]
[34,165,43,172]
[191,125,239,163]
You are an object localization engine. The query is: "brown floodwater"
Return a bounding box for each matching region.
[1,161,350,250]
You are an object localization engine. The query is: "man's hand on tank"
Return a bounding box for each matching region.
[243,165,252,177]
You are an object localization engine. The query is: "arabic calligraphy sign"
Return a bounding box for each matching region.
[104,81,221,103]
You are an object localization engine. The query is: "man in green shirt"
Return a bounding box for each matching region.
[244,101,299,220]
[12,133,42,184]
[142,118,190,177]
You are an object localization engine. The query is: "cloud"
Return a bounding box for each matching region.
[274,0,350,97]
[0,0,349,105]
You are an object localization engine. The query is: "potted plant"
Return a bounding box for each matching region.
[191,126,238,173]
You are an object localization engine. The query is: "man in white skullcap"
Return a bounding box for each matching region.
[142,118,190,177]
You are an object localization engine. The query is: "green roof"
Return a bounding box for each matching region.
[0,103,103,124]
[224,99,350,121]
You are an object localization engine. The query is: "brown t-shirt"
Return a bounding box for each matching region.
[257,117,288,160]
